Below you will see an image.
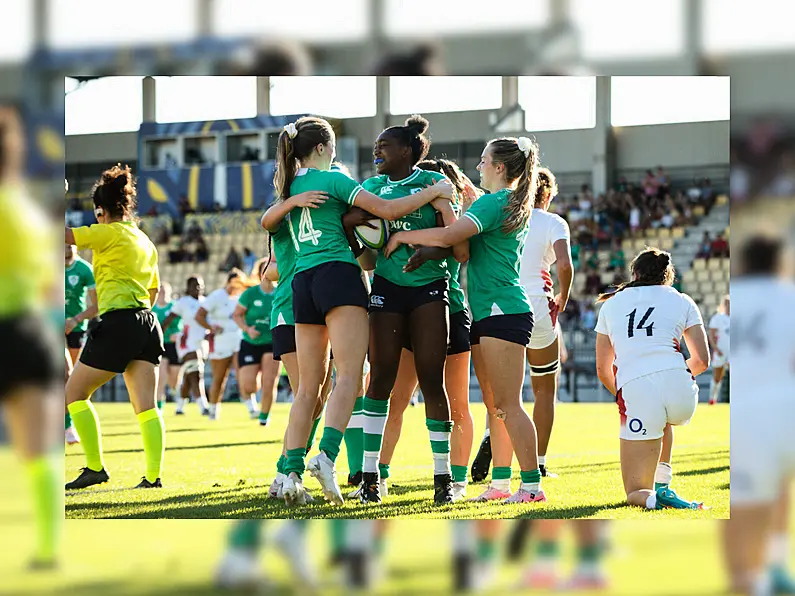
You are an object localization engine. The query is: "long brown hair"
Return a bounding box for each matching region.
[534,166,558,208]
[597,247,676,303]
[92,164,137,219]
[486,137,539,234]
[273,116,334,201]
[416,158,482,207]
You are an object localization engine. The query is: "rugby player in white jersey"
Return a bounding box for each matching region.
[707,294,730,405]
[594,247,710,510]
[725,235,795,596]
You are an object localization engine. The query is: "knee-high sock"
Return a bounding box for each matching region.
[362,397,389,474]
[26,453,63,562]
[137,408,165,483]
[228,520,262,551]
[67,400,104,471]
[427,418,453,476]
[344,396,365,475]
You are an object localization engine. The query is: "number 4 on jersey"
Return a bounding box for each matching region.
[627,307,655,338]
[298,207,322,246]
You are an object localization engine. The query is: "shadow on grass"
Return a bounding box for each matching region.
[102,427,207,437]
[96,439,281,455]
[678,465,729,476]
[63,579,294,596]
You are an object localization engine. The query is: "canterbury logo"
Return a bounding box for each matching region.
[370,295,384,307]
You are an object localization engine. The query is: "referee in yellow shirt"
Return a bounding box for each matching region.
[64,164,166,490]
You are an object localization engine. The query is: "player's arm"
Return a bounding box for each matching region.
[683,324,710,376]
[357,249,377,271]
[232,303,259,339]
[264,260,279,282]
[553,238,573,313]
[65,287,99,334]
[195,306,221,335]
[352,180,453,221]
[148,288,158,308]
[260,191,328,232]
[707,325,721,355]
[595,332,617,396]
[161,311,178,331]
[434,201,469,263]
[384,216,479,258]
[65,227,75,245]
[341,207,373,258]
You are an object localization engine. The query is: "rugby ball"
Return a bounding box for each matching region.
[354,218,390,250]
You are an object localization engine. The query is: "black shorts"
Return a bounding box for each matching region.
[292,262,369,325]
[272,325,296,361]
[239,339,273,368]
[66,330,85,350]
[470,312,534,348]
[0,314,59,399]
[403,308,472,355]
[80,308,164,374]
[369,275,448,315]
[163,342,181,366]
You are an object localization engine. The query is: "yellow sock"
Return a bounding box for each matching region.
[26,453,63,562]
[67,400,104,471]
[137,408,165,483]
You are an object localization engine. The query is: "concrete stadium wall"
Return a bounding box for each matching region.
[66,131,138,163]
[614,120,729,169]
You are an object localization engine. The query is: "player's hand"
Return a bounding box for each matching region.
[342,207,377,231]
[212,325,225,335]
[431,197,454,214]
[554,293,568,313]
[247,326,261,339]
[404,247,432,273]
[288,191,328,209]
[384,232,406,259]
[715,348,723,357]
[431,179,453,201]
[64,317,78,335]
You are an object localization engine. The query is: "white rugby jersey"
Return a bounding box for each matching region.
[202,288,242,337]
[594,285,703,389]
[731,277,795,401]
[171,295,207,350]
[519,208,571,297]
[708,311,731,355]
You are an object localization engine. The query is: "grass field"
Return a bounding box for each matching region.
[63,401,729,519]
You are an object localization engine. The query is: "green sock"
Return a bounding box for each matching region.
[363,397,389,474]
[578,543,602,563]
[379,463,390,479]
[284,448,306,477]
[477,539,497,563]
[258,412,270,425]
[330,519,346,557]
[451,465,468,483]
[520,468,542,491]
[306,416,321,454]
[64,412,71,431]
[493,466,512,480]
[537,539,560,558]
[344,397,364,475]
[26,453,62,562]
[318,427,345,463]
[426,418,453,475]
[276,454,286,475]
[67,400,104,472]
[137,408,165,483]
[156,400,163,410]
[228,520,262,551]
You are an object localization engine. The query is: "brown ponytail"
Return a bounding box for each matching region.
[273,116,335,201]
[534,167,558,208]
[486,137,539,235]
[92,163,137,219]
[597,247,676,303]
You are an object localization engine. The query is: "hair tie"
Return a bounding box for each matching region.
[283,123,298,139]
[517,136,533,158]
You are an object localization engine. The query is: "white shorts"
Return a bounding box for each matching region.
[732,397,795,505]
[712,350,729,369]
[617,368,698,441]
[209,332,240,361]
[178,339,208,362]
[527,295,558,350]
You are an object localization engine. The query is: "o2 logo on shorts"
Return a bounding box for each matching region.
[370,295,384,308]
[429,290,439,296]
[628,418,647,435]
[244,355,254,363]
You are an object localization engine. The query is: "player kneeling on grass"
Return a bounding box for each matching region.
[594,247,710,510]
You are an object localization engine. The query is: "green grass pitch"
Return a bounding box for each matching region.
[63,401,729,519]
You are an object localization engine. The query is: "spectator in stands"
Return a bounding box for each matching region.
[730,146,751,203]
[581,304,596,330]
[169,240,188,264]
[628,197,641,235]
[220,247,243,272]
[570,243,581,269]
[607,240,626,272]
[697,232,712,259]
[643,169,658,198]
[178,194,193,216]
[764,149,795,198]
[660,206,675,229]
[195,237,209,263]
[585,251,599,271]
[616,176,629,193]
[584,267,602,295]
[242,247,257,274]
[711,232,729,258]
[656,166,670,197]
[186,220,204,243]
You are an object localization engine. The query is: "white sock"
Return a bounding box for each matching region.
[709,380,719,402]
[244,396,256,413]
[750,570,773,596]
[214,402,221,416]
[768,533,789,567]
[520,482,540,493]
[538,455,546,466]
[175,396,185,412]
[645,494,658,509]
[655,462,673,485]
[199,395,209,409]
[433,452,451,475]
[492,478,510,492]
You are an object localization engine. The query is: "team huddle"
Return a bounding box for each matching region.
[64,114,721,510]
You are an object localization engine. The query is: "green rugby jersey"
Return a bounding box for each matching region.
[364,168,448,287]
[270,219,297,328]
[462,188,532,322]
[239,284,274,345]
[152,301,183,342]
[64,257,95,331]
